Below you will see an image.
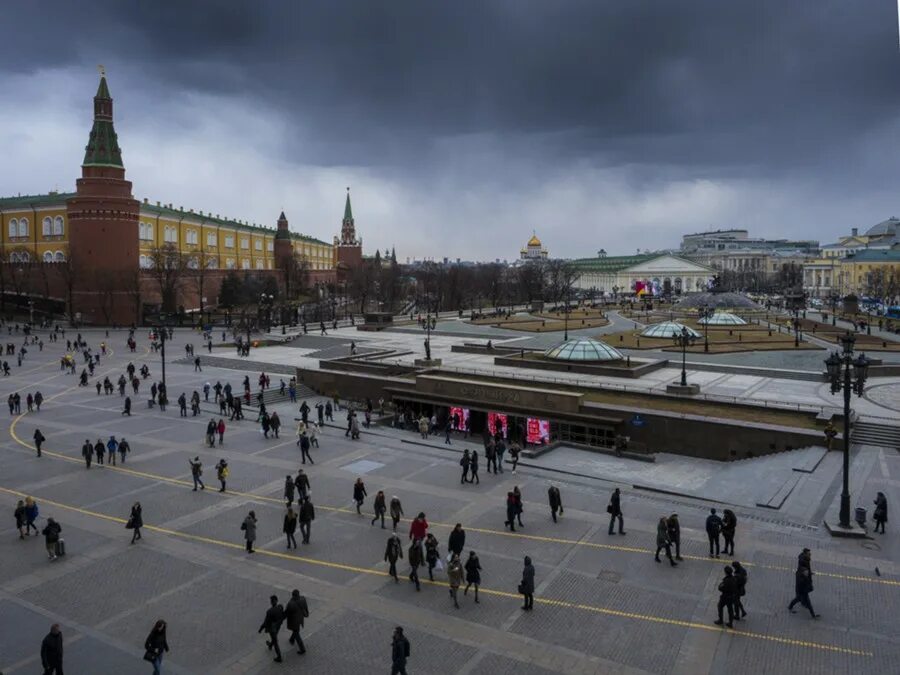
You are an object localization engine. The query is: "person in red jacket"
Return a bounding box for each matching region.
[408,512,428,545]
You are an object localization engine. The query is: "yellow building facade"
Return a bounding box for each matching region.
[0,192,333,271]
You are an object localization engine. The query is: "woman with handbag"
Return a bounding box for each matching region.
[143,619,169,674]
[128,502,143,544]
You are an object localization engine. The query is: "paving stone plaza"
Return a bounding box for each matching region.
[1,321,898,674]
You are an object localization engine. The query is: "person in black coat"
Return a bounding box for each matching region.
[144,620,169,674]
[666,514,682,560]
[284,589,309,656]
[391,626,410,675]
[548,485,563,523]
[128,502,143,544]
[714,566,737,628]
[706,508,723,558]
[608,488,625,535]
[873,491,888,534]
[459,450,471,484]
[732,560,748,619]
[258,595,285,662]
[448,523,466,558]
[520,555,535,610]
[385,533,404,582]
[788,564,819,618]
[464,550,482,603]
[40,623,64,674]
[353,478,367,515]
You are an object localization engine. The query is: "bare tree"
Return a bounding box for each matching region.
[348,260,377,313]
[517,261,545,305]
[123,267,144,326]
[95,269,118,324]
[283,251,311,301]
[544,259,581,305]
[147,244,188,314]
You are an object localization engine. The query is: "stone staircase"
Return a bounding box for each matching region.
[852,421,900,450]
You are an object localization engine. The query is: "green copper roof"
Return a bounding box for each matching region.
[0,192,75,210]
[96,76,110,99]
[569,254,657,273]
[83,76,123,168]
[343,190,353,221]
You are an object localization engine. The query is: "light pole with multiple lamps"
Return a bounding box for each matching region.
[672,326,697,387]
[698,304,713,353]
[792,308,802,347]
[824,333,869,530]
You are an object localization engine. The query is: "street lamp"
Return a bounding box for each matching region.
[563,286,570,341]
[156,319,169,388]
[792,308,802,347]
[672,326,697,387]
[824,332,869,529]
[259,293,274,332]
[698,304,713,353]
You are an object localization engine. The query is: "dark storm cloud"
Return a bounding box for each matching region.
[5,0,899,173]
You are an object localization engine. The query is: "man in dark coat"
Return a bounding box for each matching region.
[666,514,682,560]
[548,485,563,523]
[408,541,422,591]
[714,566,737,628]
[391,626,410,675]
[448,523,466,558]
[788,564,819,618]
[385,533,403,582]
[706,508,723,558]
[284,589,309,655]
[520,555,535,610]
[298,497,315,544]
[40,623,64,674]
[258,595,284,662]
[607,488,625,535]
[81,439,93,468]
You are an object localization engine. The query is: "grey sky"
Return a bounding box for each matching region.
[1,1,899,259]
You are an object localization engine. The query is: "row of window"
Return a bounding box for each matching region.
[138,222,278,251]
[138,255,270,271]
[5,217,67,239]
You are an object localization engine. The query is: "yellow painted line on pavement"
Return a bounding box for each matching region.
[0,485,873,658]
[8,416,899,590]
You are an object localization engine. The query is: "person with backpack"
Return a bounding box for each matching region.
[721,509,737,556]
[258,595,284,663]
[706,508,723,558]
[385,533,403,582]
[42,517,62,560]
[391,626,410,675]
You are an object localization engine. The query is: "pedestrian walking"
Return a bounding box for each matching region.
[308,421,320,448]
[722,509,737,556]
[215,459,229,492]
[463,550,481,603]
[284,507,298,549]
[353,478,367,514]
[241,511,257,553]
[447,553,463,609]
[94,439,105,465]
[299,432,314,464]
[409,512,428,544]
[385,533,403,581]
[666,514,682,560]
[40,623,64,675]
[123,396,131,416]
[258,595,284,663]
[714,566,737,628]
[295,469,311,501]
[873,492,888,534]
[118,438,130,463]
[143,619,169,675]
[42,517,62,560]
[788,558,819,618]
[128,502,143,544]
[81,439,93,468]
[513,485,524,527]
[14,499,26,539]
[548,485,563,522]
[459,449,471,483]
[284,475,296,506]
[391,626,411,675]
[407,542,422,591]
[448,523,466,558]
[33,428,45,457]
[519,556,535,610]
[25,496,40,536]
[732,560,748,620]
[485,438,497,474]
[504,492,518,532]
[205,419,216,447]
[655,516,677,566]
[706,508,723,558]
[444,422,452,445]
[607,488,625,535]
[106,436,118,466]
[470,450,480,484]
[509,440,521,473]
[372,490,387,528]
[284,589,309,656]
[424,533,443,582]
[418,415,428,439]
[298,497,315,544]
[217,418,225,445]
[390,496,404,532]
[189,457,205,491]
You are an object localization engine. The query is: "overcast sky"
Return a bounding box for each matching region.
[2,1,899,260]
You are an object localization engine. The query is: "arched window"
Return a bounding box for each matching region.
[55,251,66,262]
[255,259,263,269]
[186,257,199,269]
[54,216,64,236]
[17,218,28,237]
[8,219,18,238]
[241,259,250,270]
[43,217,52,236]
[43,251,53,263]
[206,257,218,269]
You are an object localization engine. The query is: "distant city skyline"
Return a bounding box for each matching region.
[2,1,899,260]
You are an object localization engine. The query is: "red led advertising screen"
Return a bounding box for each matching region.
[526,417,550,445]
[487,412,508,438]
[448,407,470,430]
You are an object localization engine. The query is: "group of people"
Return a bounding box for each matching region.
[80,436,131,467]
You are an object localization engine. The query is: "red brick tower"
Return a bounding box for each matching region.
[66,72,139,320]
[334,187,362,276]
[274,210,293,269]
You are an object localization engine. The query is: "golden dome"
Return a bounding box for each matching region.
[527,233,542,247]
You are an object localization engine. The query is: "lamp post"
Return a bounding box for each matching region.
[563,286,570,341]
[792,308,801,347]
[698,304,712,353]
[824,333,869,528]
[259,293,274,332]
[157,319,169,388]
[672,326,697,387]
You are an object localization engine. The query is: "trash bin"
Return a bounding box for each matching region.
[855,507,867,527]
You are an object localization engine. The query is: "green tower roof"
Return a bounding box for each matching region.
[82,76,124,168]
[343,189,353,221]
